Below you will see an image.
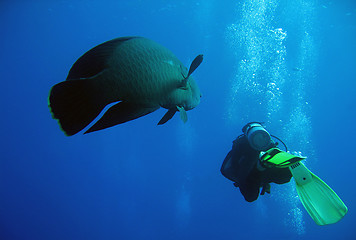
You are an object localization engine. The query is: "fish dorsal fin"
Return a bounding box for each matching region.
[181,54,204,86]
[67,37,139,80]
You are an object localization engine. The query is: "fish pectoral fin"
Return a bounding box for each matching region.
[187,54,203,78]
[177,106,188,123]
[179,54,204,88]
[180,76,188,89]
[158,108,177,125]
[85,102,159,134]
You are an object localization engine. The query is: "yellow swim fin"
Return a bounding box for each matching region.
[289,162,348,225]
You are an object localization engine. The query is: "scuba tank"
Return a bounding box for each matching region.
[243,122,273,151]
[243,122,297,169]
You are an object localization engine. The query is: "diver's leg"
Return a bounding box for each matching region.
[239,182,260,202]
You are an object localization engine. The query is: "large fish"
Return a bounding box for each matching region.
[48,36,203,136]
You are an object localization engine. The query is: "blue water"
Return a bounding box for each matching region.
[1,0,355,239]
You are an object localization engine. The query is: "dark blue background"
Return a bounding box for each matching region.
[1,0,355,239]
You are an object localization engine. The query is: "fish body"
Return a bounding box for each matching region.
[48,37,203,135]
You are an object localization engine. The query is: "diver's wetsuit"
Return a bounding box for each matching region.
[220,135,292,202]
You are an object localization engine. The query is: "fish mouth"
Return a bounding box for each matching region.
[184,97,201,111]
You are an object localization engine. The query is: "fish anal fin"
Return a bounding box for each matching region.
[158,109,177,125]
[85,102,159,133]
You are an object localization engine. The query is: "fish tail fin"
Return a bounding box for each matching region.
[48,79,111,136]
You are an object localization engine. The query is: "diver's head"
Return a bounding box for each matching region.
[242,122,273,151]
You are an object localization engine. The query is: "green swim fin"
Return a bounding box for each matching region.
[289,162,348,225]
[260,148,306,168]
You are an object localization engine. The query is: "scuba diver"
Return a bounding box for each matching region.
[220,122,348,225]
[221,122,302,202]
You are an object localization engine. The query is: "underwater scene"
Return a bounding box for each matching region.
[1,0,355,239]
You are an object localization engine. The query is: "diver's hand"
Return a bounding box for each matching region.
[260,183,271,195]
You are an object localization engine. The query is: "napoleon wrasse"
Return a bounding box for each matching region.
[48,37,203,136]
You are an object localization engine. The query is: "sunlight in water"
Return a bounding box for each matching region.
[175,184,192,229]
[174,122,195,226]
[224,0,286,126]
[225,0,318,235]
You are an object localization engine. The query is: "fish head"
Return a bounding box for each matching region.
[161,75,201,111]
[160,59,202,112]
[176,54,203,111]
[180,76,201,110]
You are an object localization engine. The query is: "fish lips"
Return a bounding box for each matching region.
[181,91,201,111]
